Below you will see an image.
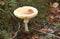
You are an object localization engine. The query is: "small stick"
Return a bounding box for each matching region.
[12,22,20,39]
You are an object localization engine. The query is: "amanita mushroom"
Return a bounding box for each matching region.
[50,2,59,14]
[52,2,59,8]
[14,6,38,32]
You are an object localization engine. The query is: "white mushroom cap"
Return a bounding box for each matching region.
[52,2,59,8]
[14,6,38,19]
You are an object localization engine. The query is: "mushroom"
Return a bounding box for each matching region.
[52,2,59,8]
[14,6,38,32]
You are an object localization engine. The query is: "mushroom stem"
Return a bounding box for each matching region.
[24,19,29,32]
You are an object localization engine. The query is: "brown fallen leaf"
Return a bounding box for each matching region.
[32,34,40,39]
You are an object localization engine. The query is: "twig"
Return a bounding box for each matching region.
[33,28,60,39]
[0,8,21,39]
[12,22,20,39]
[8,10,22,39]
[0,8,8,13]
[7,11,21,39]
[32,21,60,39]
